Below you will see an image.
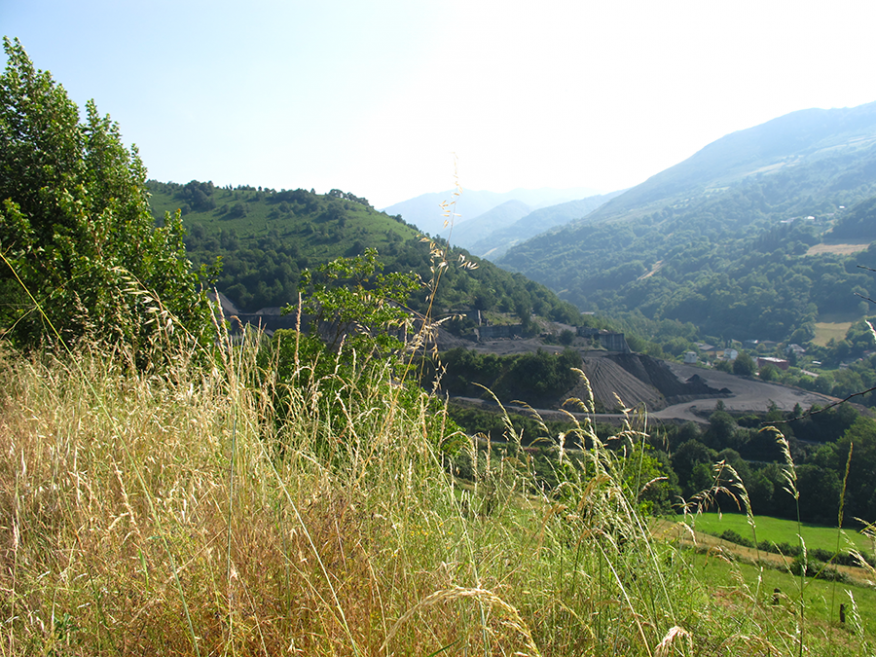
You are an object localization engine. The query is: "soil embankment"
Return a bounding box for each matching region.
[439,331,838,424]
[563,352,731,416]
[577,353,836,424]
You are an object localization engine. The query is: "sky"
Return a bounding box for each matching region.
[4,0,876,209]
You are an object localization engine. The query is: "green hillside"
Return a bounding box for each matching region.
[498,110,876,344]
[582,101,876,224]
[147,180,581,324]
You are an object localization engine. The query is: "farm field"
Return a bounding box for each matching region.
[813,321,854,346]
[682,512,872,555]
[806,242,871,256]
[692,552,876,640]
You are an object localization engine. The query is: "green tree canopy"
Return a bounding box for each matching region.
[0,38,212,359]
[732,351,756,376]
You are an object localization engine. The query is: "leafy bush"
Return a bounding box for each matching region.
[428,347,582,406]
[258,249,454,459]
[0,38,212,360]
[718,529,754,548]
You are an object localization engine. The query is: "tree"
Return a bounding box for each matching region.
[291,247,420,361]
[703,410,737,449]
[732,351,756,376]
[834,416,876,521]
[0,38,212,358]
[671,439,717,498]
[759,363,779,381]
[262,250,449,457]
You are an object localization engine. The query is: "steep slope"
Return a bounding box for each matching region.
[497,100,876,342]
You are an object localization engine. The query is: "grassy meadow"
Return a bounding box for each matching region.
[0,335,874,656]
[805,243,871,257]
[692,553,876,640]
[685,512,873,555]
[813,321,855,347]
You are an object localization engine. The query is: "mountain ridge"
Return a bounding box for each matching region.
[584,101,876,224]
[496,99,876,344]
[382,186,601,237]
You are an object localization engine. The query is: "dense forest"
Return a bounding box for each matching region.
[500,167,876,343]
[658,402,875,526]
[444,388,876,528]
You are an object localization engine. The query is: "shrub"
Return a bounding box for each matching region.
[0,38,213,360]
[718,529,754,547]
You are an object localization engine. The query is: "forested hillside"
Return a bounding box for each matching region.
[499,104,876,344]
[147,180,581,323]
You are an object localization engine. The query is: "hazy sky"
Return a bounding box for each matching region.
[4,0,876,208]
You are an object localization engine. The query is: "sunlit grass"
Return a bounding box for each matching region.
[685,512,871,554]
[693,554,876,638]
[806,242,870,256]
[0,340,872,655]
[813,321,854,346]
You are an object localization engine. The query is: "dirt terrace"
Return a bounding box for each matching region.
[438,331,837,425]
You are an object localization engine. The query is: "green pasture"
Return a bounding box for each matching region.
[813,321,854,347]
[684,511,873,555]
[693,553,876,640]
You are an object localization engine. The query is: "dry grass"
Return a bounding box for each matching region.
[806,243,870,256]
[813,322,854,347]
[0,339,870,655]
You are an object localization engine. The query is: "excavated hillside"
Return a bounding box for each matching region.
[566,353,729,412]
[439,332,836,421]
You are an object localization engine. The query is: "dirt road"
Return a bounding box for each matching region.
[651,362,837,424]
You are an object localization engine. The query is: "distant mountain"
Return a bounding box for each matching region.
[585,101,876,223]
[383,186,600,237]
[497,100,876,342]
[445,200,532,251]
[468,191,623,260]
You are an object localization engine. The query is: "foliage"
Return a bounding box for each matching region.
[424,346,583,406]
[0,38,212,359]
[733,351,756,376]
[259,249,439,457]
[500,156,876,343]
[661,402,876,526]
[834,416,876,522]
[147,180,582,327]
[829,196,876,241]
[293,247,420,359]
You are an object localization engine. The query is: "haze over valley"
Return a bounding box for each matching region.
[6,3,876,652]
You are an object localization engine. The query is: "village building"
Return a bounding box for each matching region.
[757,356,790,371]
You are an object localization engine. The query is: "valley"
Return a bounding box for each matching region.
[9,6,876,652]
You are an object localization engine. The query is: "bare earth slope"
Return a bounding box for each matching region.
[578,353,835,423]
[651,361,836,423]
[438,333,837,423]
[574,356,665,410]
